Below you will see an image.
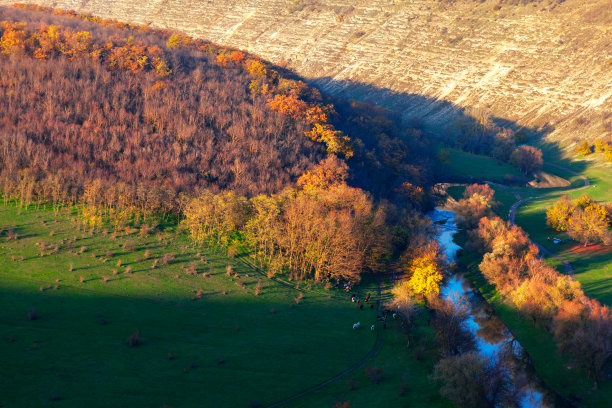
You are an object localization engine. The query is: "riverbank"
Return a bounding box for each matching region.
[454,231,611,407]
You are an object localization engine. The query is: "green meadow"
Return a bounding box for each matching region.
[0,203,447,408]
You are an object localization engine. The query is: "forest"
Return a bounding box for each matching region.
[0,5,437,284]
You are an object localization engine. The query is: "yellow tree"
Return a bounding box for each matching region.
[305,123,353,158]
[406,245,444,298]
[297,155,348,192]
[546,195,574,231]
[575,141,592,156]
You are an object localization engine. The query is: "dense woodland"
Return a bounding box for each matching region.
[0,5,432,214]
[0,9,325,205]
[0,5,436,282]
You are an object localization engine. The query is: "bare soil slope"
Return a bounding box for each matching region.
[3,0,611,146]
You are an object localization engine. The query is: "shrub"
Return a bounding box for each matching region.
[105,250,113,258]
[294,293,304,304]
[127,331,141,347]
[255,280,263,296]
[397,379,409,396]
[160,253,174,265]
[27,308,37,321]
[364,366,383,384]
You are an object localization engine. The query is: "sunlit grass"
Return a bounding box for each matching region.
[0,203,447,407]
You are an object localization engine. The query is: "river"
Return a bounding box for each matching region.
[430,209,558,408]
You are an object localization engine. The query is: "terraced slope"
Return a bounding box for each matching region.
[3,0,611,146]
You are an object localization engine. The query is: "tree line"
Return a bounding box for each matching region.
[182,156,428,283]
[455,185,612,388]
[449,107,543,177]
[0,5,433,229]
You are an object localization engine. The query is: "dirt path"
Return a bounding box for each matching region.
[507,162,591,275]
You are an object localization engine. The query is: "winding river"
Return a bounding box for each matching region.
[430,209,563,408]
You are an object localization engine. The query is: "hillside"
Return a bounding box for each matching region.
[2,0,611,149]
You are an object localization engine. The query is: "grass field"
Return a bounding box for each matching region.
[0,203,448,408]
[438,148,525,184]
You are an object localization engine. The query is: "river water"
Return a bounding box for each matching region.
[430,209,557,408]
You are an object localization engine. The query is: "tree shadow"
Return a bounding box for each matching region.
[306,77,588,185]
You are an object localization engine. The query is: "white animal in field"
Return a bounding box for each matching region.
[393,313,397,319]
[371,324,375,331]
[353,322,360,330]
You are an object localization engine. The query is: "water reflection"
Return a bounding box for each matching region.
[430,209,553,408]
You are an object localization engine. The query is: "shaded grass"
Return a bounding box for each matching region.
[438,148,524,184]
[0,203,446,407]
[289,278,451,408]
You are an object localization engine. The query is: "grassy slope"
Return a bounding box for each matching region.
[290,278,452,408]
[0,203,448,408]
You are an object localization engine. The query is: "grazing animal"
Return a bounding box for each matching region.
[371,324,375,331]
[353,322,361,330]
[393,313,397,319]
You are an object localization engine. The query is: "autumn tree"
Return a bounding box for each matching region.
[546,195,574,231]
[593,140,607,153]
[491,127,516,161]
[433,352,519,408]
[509,145,543,174]
[453,184,498,229]
[568,206,612,246]
[555,299,612,389]
[405,243,445,298]
[297,155,348,192]
[575,140,592,156]
[305,123,353,158]
[429,295,475,356]
[388,283,417,325]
